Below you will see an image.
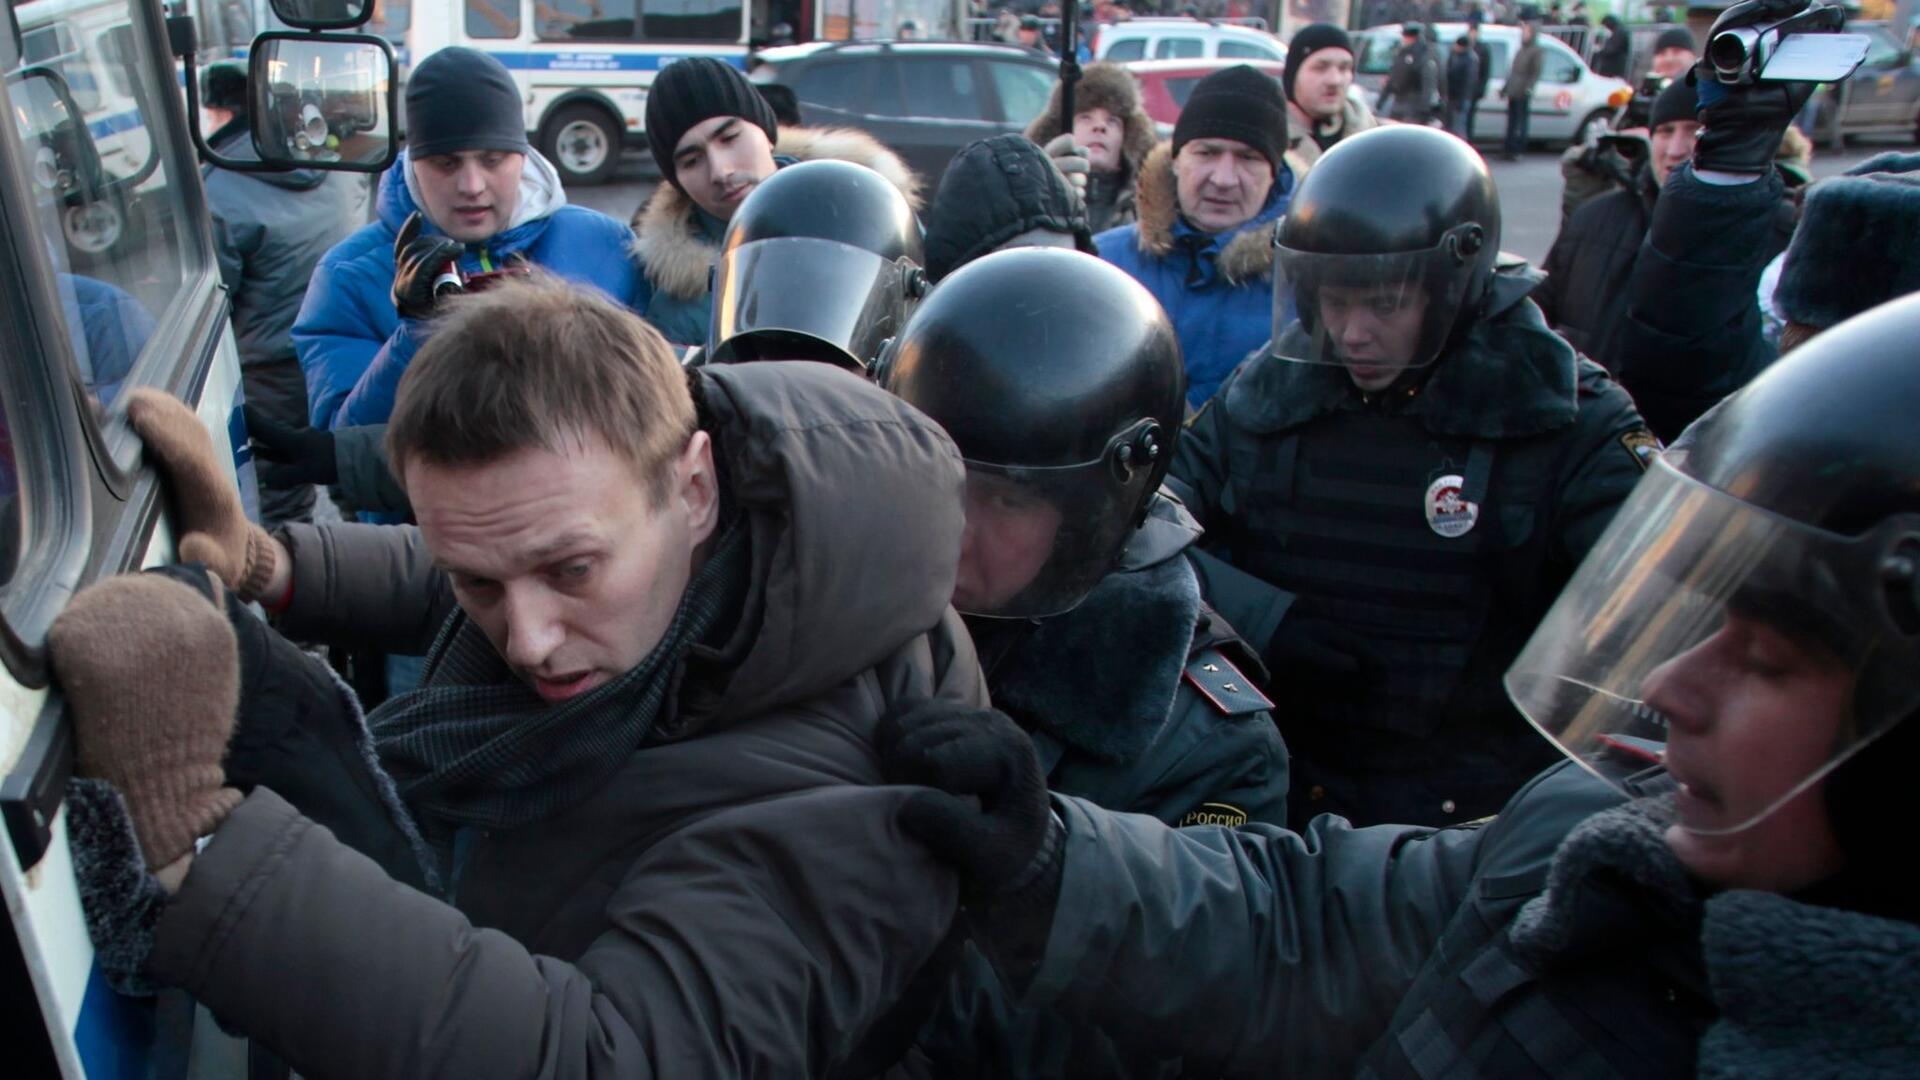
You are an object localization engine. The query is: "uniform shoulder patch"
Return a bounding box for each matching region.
[1619,428,1661,472]
[1183,648,1274,717]
[1178,802,1249,827]
[1185,396,1212,428]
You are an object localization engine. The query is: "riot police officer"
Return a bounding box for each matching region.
[704,158,924,371]
[877,290,1920,1078]
[1171,124,1656,827]
[878,246,1293,1073]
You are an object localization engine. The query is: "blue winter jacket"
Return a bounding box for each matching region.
[293,150,642,430]
[1095,151,1293,409]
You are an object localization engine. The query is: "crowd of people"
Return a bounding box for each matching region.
[45,2,1920,1074]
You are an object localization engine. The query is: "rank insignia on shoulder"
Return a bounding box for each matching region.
[1620,428,1661,472]
[1183,649,1274,717]
[1178,802,1249,828]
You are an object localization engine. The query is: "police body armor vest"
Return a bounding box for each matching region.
[1211,406,1566,825]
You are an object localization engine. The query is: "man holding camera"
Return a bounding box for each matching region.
[293,48,641,448]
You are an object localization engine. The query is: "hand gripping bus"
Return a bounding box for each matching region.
[0,0,391,1072]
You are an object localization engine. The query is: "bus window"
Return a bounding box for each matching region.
[535,0,743,43]
[467,0,519,39]
[9,0,204,441]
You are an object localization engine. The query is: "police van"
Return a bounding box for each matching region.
[403,0,963,185]
[0,0,390,1069]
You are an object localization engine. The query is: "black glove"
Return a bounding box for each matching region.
[1263,615,1382,691]
[876,701,1058,902]
[390,211,466,320]
[1689,0,1822,174]
[245,405,336,487]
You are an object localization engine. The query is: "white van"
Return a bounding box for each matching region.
[1094,17,1284,63]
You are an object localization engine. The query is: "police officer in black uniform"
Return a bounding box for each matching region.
[1172,124,1657,827]
[704,158,925,371]
[876,289,1920,1078]
[879,247,1294,1074]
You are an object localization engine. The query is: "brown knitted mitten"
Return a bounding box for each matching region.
[124,389,278,601]
[50,573,244,869]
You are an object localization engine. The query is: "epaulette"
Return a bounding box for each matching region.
[1182,647,1274,718]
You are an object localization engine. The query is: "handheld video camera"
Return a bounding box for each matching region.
[1707,0,1868,85]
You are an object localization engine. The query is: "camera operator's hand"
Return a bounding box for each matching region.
[244,405,337,488]
[1689,0,1821,174]
[1042,133,1091,197]
[391,211,466,321]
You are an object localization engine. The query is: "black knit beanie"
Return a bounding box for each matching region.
[1172,64,1288,172]
[1648,78,1697,130]
[1653,27,1696,55]
[1282,24,1354,104]
[406,47,529,159]
[200,61,248,114]
[645,57,778,193]
[924,134,1093,282]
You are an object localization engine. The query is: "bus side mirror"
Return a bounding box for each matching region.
[245,32,397,172]
[268,0,375,33]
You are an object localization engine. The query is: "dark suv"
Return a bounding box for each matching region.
[750,41,1059,198]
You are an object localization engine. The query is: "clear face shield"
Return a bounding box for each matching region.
[708,237,919,372]
[955,429,1163,620]
[1272,226,1483,390]
[1506,455,1920,837]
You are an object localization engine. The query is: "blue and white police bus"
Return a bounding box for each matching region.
[405,0,964,184]
[1,0,388,1070]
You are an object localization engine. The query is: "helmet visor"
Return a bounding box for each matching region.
[956,460,1143,619]
[1506,456,1920,836]
[1272,239,1467,381]
[708,237,914,371]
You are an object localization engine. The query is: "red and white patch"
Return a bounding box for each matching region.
[1425,474,1479,538]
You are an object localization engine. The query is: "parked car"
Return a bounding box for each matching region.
[1095,17,1285,63]
[750,40,1058,199]
[1124,57,1285,129]
[1354,22,1627,149]
[1805,20,1920,149]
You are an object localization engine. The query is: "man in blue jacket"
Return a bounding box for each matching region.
[293,47,640,436]
[1095,65,1297,409]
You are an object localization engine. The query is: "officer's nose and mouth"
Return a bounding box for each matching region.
[953,474,1063,614]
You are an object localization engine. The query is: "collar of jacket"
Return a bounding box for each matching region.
[675,362,965,731]
[982,551,1200,767]
[378,148,569,263]
[1221,266,1580,440]
[1131,142,1301,286]
[1288,96,1380,168]
[629,125,923,301]
[204,116,328,191]
[1698,889,1920,1075]
[1506,794,1707,970]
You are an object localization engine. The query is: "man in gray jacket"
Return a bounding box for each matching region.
[1502,19,1547,160]
[199,61,367,524]
[54,274,982,1077]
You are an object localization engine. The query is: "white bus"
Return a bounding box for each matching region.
[406,0,963,185]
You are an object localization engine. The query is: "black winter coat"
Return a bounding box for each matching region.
[1613,163,1794,442]
[1536,165,1658,373]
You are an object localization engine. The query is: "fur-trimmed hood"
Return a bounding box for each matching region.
[1024,63,1159,180]
[1130,142,1302,286]
[629,126,922,301]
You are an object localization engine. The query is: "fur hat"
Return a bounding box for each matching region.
[1775,153,1920,330]
[1025,63,1159,178]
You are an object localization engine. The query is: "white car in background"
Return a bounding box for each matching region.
[1095,17,1285,64]
[1354,22,1627,149]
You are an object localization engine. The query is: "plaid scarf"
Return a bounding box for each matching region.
[371,520,748,837]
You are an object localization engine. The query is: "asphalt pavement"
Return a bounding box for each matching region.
[570,137,1907,272]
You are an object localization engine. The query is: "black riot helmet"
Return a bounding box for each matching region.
[1508,292,1920,841]
[1272,125,1500,384]
[707,159,926,371]
[879,248,1185,619]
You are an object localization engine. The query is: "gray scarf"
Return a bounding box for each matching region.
[371,520,748,836]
